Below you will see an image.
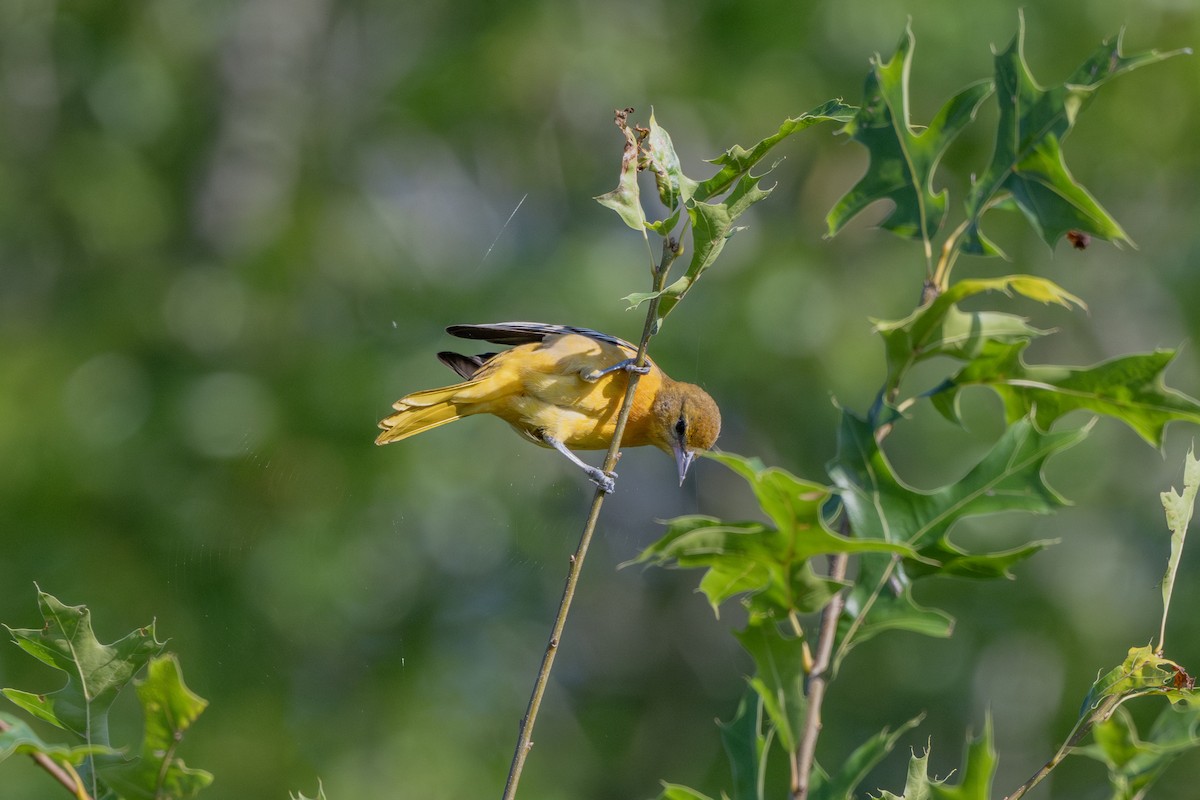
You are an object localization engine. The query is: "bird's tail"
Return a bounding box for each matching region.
[375,384,474,445]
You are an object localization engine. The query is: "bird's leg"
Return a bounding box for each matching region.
[579,358,651,383]
[542,434,617,494]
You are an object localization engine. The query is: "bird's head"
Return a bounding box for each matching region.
[651,381,721,485]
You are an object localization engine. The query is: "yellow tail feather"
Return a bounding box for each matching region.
[375,401,466,445]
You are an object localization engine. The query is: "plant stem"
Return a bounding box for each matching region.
[792,552,849,800]
[0,717,94,800]
[1004,695,1118,800]
[501,237,680,800]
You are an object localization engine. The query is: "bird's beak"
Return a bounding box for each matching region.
[673,442,695,486]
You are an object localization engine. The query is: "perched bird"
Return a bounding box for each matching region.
[376,322,721,493]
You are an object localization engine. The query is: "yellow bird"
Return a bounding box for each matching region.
[376,322,721,492]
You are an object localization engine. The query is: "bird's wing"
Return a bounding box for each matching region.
[446,322,638,354]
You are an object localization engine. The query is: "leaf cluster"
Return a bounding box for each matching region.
[629,17,1199,800]
[1,588,212,800]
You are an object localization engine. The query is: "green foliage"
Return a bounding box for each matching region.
[2,589,211,800]
[600,102,853,331]
[1158,444,1200,649]
[829,412,1078,577]
[97,655,213,800]
[962,17,1187,256]
[3,588,164,744]
[809,715,924,800]
[873,719,996,800]
[1079,698,1200,800]
[638,17,1199,800]
[826,22,991,246]
[930,343,1200,446]
[628,452,913,617]
[0,712,113,765]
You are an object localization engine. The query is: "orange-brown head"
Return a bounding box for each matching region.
[648,380,721,484]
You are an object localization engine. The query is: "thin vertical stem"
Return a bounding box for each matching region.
[501,238,680,800]
[792,553,849,800]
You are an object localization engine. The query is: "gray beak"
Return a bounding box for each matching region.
[673,441,695,486]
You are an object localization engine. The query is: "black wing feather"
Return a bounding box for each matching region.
[445,322,635,351]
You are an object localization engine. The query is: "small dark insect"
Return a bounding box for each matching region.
[1067,230,1091,250]
[1172,664,1195,691]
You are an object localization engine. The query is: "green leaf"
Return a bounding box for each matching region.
[810,714,923,800]
[874,719,996,800]
[717,690,770,800]
[696,98,854,203]
[645,110,699,215]
[827,22,992,243]
[97,654,213,800]
[2,588,164,744]
[629,453,914,616]
[828,411,1081,576]
[734,621,807,752]
[962,15,1189,254]
[835,553,954,671]
[873,274,1082,400]
[657,783,717,800]
[1079,645,1187,720]
[628,515,843,616]
[931,341,1200,447]
[1159,445,1199,649]
[0,711,115,765]
[639,173,774,328]
[595,110,648,232]
[1077,698,1200,800]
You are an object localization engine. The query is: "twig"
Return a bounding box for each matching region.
[501,236,681,800]
[0,717,94,800]
[792,552,849,800]
[1003,711,1099,800]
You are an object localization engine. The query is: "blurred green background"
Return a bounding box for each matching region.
[2,0,1199,798]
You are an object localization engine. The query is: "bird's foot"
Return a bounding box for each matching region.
[586,466,617,494]
[580,358,651,383]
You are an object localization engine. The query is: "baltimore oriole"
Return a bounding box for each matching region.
[376,322,721,492]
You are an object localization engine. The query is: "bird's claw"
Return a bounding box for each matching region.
[587,467,617,494]
[581,358,650,383]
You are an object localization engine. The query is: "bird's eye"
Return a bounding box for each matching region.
[674,418,687,438]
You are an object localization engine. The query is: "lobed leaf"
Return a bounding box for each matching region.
[645,110,698,215]
[717,690,770,800]
[873,718,996,800]
[697,98,854,203]
[1078,699,1200,800]
[835,553,954,671]
[97,654,213,800]
[873,274,1081,401]
[827,22,992,243]
[0,711,115,765]
[828,411,1081,576]
[2,588,164,744]
[734,621,808,752]
[931,341,1200,447]
[1079,645,1191,720]
[810,714,923,800]
[962,15,1189,254]
[630,453,914,616]
[291,782,330,800]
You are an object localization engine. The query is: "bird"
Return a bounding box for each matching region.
[375,322,721,493]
